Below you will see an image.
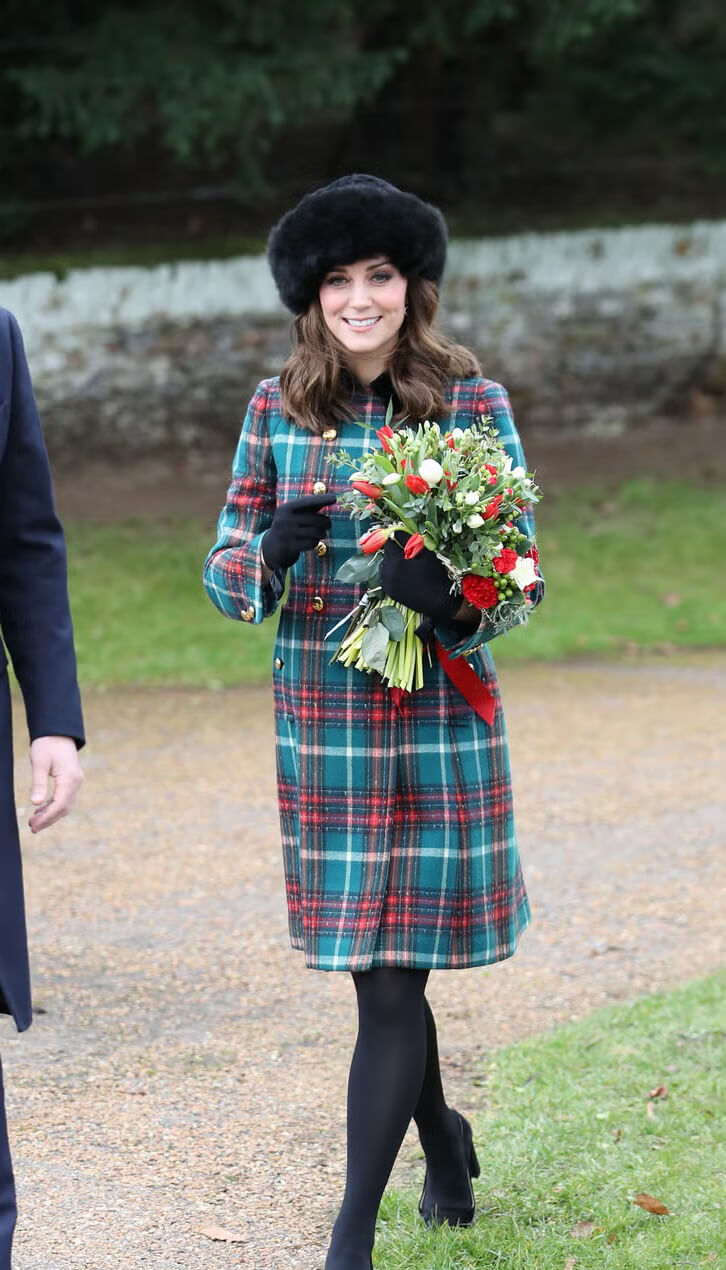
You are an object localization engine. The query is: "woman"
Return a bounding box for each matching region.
[203,174,542,1270]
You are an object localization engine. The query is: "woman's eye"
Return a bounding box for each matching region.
[326,274,348,286]
[372,272,393,283]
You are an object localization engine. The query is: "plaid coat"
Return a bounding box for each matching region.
[204,376,541,971]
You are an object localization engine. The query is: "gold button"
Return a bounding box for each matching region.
[274,656,284,670]
[322,428,337,440]
[314,540,328,557]
[312,595,325,612]
[242,604,254,622]
[312,480,327,495]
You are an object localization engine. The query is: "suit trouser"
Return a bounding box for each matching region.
[0,1052,16,1270]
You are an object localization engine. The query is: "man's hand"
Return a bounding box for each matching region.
[28,736,84,833]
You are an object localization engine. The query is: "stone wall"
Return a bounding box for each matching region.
[2,220,725,463]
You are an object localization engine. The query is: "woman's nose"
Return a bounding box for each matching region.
[349,282,374,309]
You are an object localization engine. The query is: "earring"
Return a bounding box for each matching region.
[403,305,408,315]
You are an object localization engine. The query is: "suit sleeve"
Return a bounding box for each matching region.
[0,311,85,746]
[203,380,285,623]
[435,379,544,659]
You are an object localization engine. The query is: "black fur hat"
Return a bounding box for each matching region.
[267,173,448,314]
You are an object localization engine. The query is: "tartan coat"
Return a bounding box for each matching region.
[204,374,541,972]
[0,309,85,1031]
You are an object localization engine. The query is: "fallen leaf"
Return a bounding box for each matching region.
[634,1192,670,1216]
[607,1232,616,1243]
[565,1258,577,1269]
[701,1254,717,1264]
[570,1220,596,1238]
[612,1128,623,1142]
[198,1226,246,1243]
[646,1100,656,1119]
[649,1084,668,1100]
[673,236,693,255]
[661,592,682,608]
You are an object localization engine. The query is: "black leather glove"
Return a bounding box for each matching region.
[380,534,460,623]
[261,494,336,570]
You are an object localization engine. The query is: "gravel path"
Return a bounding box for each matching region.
[2,653,724,1269]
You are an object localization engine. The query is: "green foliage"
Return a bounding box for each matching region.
[61,479,726,689]
[3,2,397,194]
[2,1,726,212]
[376,971,726,1268]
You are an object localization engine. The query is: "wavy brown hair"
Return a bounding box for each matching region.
[279,276,481,434]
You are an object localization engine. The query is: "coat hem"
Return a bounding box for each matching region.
[289,908,531,972]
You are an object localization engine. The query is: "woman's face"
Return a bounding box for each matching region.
[318,257,407,371]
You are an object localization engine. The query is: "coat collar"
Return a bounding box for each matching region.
[344,369,400,413]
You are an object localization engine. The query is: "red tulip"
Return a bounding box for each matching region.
[359,527,390,555]
[445,433,456,449]
[376,424,395,455]
[403,533,425,559]
[405,473,430,495]
[352,479,383,499]
[483,494,503,520]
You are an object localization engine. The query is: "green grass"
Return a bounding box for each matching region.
[64,479,726,687]
[375,972,726,1269]
[0,233,267,280]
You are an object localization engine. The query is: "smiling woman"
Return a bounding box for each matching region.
[203,172,543,1270]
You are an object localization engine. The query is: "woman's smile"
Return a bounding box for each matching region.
[343,316,381,330]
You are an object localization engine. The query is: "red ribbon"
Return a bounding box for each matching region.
[389,642,496,725]
[435,640,496,724]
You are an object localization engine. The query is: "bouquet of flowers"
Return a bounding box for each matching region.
[326,408,542,695]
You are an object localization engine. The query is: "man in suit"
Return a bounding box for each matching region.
[0,307,84,1268]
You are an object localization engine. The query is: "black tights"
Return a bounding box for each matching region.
[325,967,459,1268]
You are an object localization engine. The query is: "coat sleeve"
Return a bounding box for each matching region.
[435,379,544,659]
[203,380,285,623]
[0,310,85,746]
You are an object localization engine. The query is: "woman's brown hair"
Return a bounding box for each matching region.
[279,277,481,434]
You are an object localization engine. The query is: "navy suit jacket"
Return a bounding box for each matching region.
[0,307,84,1031]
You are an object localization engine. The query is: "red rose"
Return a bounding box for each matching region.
[405,473,430,495]
[359,527,390,555]
[352,479,383,499]
[483,494,503,520]
[492,548,518,574]
[445,433,456,449]
[376,424,395,455]
[462,574,499,610]
[403,533,425,559]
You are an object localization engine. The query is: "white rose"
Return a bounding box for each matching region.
[512,465,526,479]
[503,455,513,473]
[418,458,444,486]
[452,427,465,439]
[467,513,484,528]
[464,491,480,506]
[453,520,463,533]
[382,472,402,485]
[512,556,538,590]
